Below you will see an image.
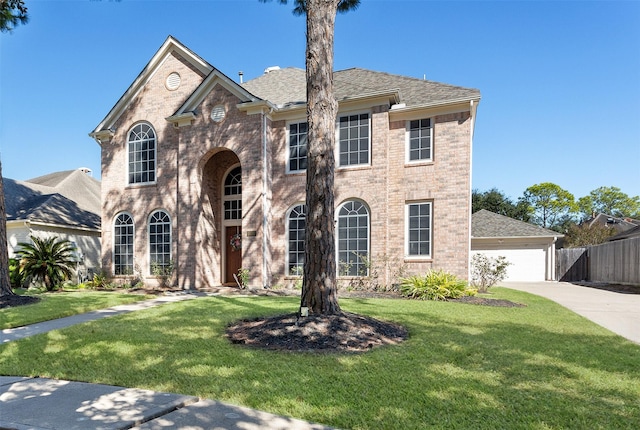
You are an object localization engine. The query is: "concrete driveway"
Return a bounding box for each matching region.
[502,281,640,345]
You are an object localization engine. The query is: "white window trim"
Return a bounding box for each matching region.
[405,201,433,259]
[222,164,242,226]
[405,118,434,164]
[285,120,308,174]
[126,122,157,186]
[336,199,371,277]
[147,209,172,274]
[113,211,135,276]
[336,111,372,169]
[285,203,306,276]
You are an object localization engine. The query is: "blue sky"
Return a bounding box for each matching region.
[1,0,639,202]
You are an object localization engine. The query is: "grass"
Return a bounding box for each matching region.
[1,288,638,429]
[0,291,153,329]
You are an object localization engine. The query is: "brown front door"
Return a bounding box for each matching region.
[225,226,242,284]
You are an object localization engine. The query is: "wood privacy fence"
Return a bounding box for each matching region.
[556,237,640,285]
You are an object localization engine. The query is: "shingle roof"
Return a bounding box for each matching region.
[472,209,560,238]
[241,67,480,109]
[5,169,101,230]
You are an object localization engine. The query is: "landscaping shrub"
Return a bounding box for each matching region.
[400,270,476,300]
[470,254,511,293]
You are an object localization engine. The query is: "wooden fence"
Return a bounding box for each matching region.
[556,237,640,285]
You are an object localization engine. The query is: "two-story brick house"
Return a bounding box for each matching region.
[90,36,480,289]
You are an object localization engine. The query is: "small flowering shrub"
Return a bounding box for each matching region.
[400,270,477,301]
[470,254,511,293]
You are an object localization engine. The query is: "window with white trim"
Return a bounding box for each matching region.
[338,113,370,166]
[407,118,432,162]
[223,166,242,220]
[406,202,432,257]
[287,204,306,275]
[128,123,156,184]
[149,210,171,274]
[337,200,369,276]
[288,122,308,173]
[114,213,134,275]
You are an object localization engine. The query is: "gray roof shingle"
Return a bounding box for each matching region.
[472,210,561,238]
[241,67,480,109]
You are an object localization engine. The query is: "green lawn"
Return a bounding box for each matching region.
[0,291,153,329]
[1,288,638,429]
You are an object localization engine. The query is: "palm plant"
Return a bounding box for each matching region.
[16,236,76,291]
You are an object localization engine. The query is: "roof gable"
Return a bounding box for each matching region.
[472,209,561,238]
[91,35,213,137]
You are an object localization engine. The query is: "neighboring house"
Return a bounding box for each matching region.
[471,210,562,282]
[90,36,481,289]
[582,213,640,241]
[5,168,101,280]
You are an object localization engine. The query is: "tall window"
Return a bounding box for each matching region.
[406,202,432,257]
[337,200,369,276]
[338,113,370,166]
[149,210,171,273]
[407,118,432,162]
[224,166,242,220]
[288,122,308,172]
[114,213,134,275]
[287,204,306,275]
[128,123,156,184]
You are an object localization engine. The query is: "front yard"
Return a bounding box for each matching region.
[1,288,638,429]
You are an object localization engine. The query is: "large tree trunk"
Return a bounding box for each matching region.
[0,160,14,296]
[300,0,340,314]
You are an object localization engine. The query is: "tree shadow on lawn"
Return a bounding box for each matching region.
[1,296,638,429]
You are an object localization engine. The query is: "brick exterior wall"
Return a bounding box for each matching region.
[98,47,473,289]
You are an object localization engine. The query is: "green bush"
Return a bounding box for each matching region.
[400,270,476,301]
[9,257,24,289]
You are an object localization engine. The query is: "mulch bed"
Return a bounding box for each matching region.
[0,294,41,309]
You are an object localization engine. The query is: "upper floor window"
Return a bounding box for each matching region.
[128,123,156,184]
[287,204,306,276]
[113,213,134,275]
[338,113,370,167]
[224,166,242,220]
[288,122,308,173]
[337,200,369,276]
[407,118,432,162]
[149,210,171,274]
[406,202,432,257]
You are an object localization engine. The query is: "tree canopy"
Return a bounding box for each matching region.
[577,186,640,220]
[521,182,577,231]
[0,0,28,33]
[472,188,530,221]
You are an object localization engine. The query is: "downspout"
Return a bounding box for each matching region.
[468,99,477,281]
[262,111,269,288]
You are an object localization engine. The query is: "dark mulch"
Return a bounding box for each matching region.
[451,296,526,307]
[226,311,408,353]
[0,294,41,309]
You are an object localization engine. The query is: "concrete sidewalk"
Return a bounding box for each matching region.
[503,281,640,344]
[0,376,332,429]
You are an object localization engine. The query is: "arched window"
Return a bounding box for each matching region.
[114,213,134,275]
[223,166,242,220]
[337,200,369,276]
[287,204,306,276]
[149,210,171,274]
[128,123,156,184]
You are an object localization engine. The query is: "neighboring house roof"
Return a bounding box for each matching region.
[584,212,640,235]
[607,224,640,242]
[4,169,101,230]
[472,209,561,238]
[241,67,481,110]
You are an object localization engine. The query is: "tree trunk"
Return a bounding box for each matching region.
[300,0,341,315]
[0,160,14,296]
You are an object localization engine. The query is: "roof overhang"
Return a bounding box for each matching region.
[389,96,481,121]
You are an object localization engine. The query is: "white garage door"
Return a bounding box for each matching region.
[472,247,547,282]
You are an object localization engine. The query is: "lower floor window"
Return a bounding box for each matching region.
[407,202,432,257]
[287,204,306,275]
[114,213,134,275]
[338,200,369,276]
[149,210,171,274]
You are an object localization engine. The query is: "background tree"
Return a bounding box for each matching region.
[472,188,531,221]
[0,0,28,296]
[577,186,640,220]
[564,223,617,248]
[16,236,76,291]
[265,0,360,315]
[0,0,28,33]
[522,182,577,231]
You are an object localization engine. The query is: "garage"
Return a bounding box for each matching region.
[471,210,562,282]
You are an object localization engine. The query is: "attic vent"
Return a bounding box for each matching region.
[165,72,181,91]
[210,105,226,123]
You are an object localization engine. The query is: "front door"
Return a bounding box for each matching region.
[225,227,242,284]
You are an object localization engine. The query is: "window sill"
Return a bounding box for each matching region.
[125,182,157,190]
[404,257,433,263]
[404,160,434,168]
[336,165,372,172]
